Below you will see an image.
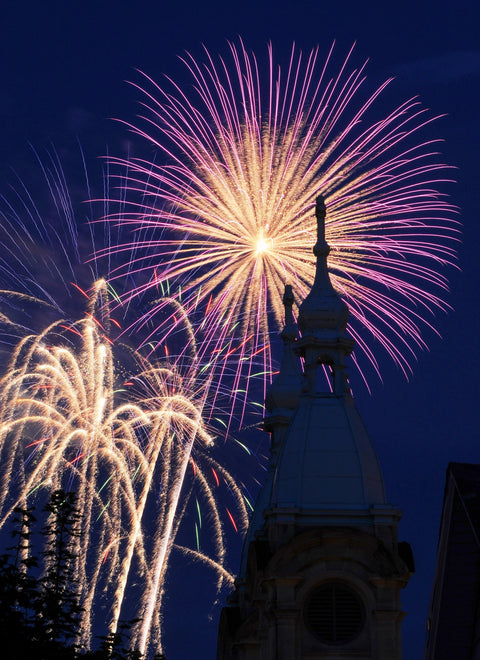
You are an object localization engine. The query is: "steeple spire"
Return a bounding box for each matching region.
[297,195,354,395]
[298,196,349,335]
[265,284,302,420]
[281,284,296,339]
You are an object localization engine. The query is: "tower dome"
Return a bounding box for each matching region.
[270,392,387,514]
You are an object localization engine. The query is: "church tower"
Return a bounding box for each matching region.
[218,197,414,660]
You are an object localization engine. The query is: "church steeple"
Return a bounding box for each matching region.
[264,195,387,523]
[237,285,303,579]
[298,196,349,337]
[297,196,353,396]
[265,284,302,414]
[265,284,303,432]
[218,196,413,660]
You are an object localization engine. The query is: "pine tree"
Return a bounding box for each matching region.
[34,490,83,657]
[0,505,39,656]
[0,491,154,659]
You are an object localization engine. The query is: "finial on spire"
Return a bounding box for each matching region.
[313,195,329,260]
[316,195,326,214]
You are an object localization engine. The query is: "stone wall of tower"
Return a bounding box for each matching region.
[219,523,412,660]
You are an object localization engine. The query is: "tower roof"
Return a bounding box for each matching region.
[270,393,386,510]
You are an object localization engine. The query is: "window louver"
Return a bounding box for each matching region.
[304,583,364,645]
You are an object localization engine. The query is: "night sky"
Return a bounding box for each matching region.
[2,1,480,658]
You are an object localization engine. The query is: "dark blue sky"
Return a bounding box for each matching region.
[1,1,480,657]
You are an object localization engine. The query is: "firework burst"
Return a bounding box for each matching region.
[0,281,248,654]
[105,40,459,415]
[0,149,250,656]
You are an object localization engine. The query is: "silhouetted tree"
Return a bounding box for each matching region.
[85,620,144,660]
[0,505,40,656]
[25,489,82,658]
[35,490,83,654]
[0,491,152,659]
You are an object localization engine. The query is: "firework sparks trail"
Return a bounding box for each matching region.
[104,40,459,420]
[0,150,250,656]
[0,281,248,655]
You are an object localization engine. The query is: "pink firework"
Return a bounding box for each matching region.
[105,40,458,421]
